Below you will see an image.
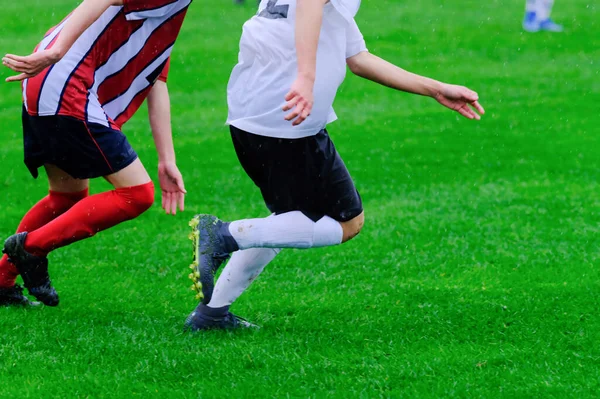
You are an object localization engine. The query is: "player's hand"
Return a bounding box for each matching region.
[158,162,186,215]
[434,83,485,120]
[283,75,315,126]
[2,49,63,82]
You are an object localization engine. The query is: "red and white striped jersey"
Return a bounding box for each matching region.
[23,0,192,129]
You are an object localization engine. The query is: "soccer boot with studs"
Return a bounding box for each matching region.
[188,214,237,305]
[0,284,39,307]
[3,232,59,306]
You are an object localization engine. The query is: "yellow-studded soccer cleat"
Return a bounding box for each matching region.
[187,214,235,305]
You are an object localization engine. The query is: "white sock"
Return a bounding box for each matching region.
[228,211,343,250]
[525,0,537,13]
[208,247,280,308]
[538,0,554,20]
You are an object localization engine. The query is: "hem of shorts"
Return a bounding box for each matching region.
[106,153,139,177]
[227,119,333,139]
[25,154,139,180]
[272,207,364,223]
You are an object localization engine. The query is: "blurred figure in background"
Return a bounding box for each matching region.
[523,0,563,32]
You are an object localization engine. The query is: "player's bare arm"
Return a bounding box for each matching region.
[147,80,186,216]
[346,51,485,120]
[283,0,329,126]
[3,0,124,82]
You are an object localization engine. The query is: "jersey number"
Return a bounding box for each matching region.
[258,0,289,19]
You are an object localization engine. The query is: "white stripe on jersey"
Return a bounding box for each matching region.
[22,79,28,112]
[37,7,121,116]
[38,18,69,51]
[103,45,173,120]
[23,17,69,112]
[90,0,189,96]
[86,91,110,127]
[125,0,186,21]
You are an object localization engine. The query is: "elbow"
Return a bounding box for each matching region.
[346,52,368,76]
[347,60,364,77]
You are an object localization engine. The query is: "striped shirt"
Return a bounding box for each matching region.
[23,0,191,130]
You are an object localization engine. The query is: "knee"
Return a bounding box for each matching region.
[134,182,156,213]
[341,212,364,243]
[118,181,155,218]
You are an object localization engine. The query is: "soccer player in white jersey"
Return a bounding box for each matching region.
[0,0,190,307]
[185,0,485,330]
[523,0,563,32]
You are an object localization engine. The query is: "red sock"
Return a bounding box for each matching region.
[0,189,89,288]
[24,182,155,257]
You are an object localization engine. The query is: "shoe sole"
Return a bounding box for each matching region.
[184,311,260,331]
[188,214,220,304]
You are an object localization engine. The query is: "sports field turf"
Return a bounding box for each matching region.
[1,0,599,397]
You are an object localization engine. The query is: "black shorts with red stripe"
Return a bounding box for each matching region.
[22,107,138,179]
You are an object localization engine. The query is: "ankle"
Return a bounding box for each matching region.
[199,303,230,318]
[220,223,239,253]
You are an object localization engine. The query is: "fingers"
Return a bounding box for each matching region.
[292,103,312,126]
[284,90,295,102]
[282,95,299,112]
[284,102,303,122]
[4,54,29,63]
[464,89,478,102]
[5,73,29,82]
[462,104,480,120]
[454,104,475,120]
[163,191,171,214]
[175,176,187,194]
[170,193,177,215]
[178,192,185,212]
[2,57,29,72]
[471,100,485,115]
[283,95,312,126]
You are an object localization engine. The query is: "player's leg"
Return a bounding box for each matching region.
[3,117,154,305]
[0,166,89,288]
[523,0,541,31]
[186,127,364,330]
[19,159,153,257]
[0,172,88,306]
[186,247,281,330]
[0,113,91,306]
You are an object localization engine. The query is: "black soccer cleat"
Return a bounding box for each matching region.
[0,284,40,307]
[188,215,237,305]
[3,233,59,307]
[185,303,258,331]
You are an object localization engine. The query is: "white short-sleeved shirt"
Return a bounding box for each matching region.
[226,0,367,139]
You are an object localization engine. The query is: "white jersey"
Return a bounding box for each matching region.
[226,0,367,139]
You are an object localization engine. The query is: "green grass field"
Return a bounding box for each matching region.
[1,0,599,397]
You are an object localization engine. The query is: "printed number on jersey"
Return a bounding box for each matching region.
[258,0,289,19]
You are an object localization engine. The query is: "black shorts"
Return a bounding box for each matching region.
[230,125,363,222]
[22,107,138,179]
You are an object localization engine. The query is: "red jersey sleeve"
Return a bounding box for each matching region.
[158,58,171,83]
[122,0,180,19]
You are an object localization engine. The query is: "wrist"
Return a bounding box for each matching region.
[48,46,65,62]
[297,70,316,83]
[427,80,444,98]
[158,157,176,165]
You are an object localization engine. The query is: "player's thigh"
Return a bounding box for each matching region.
[104,158,151,189]
[45,164,89,193]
